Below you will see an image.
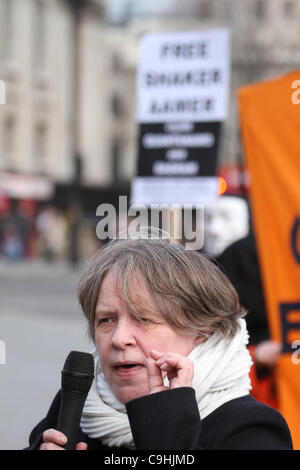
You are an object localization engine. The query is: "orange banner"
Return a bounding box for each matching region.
[238,70,300,450]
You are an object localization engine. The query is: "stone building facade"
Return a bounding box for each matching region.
[100,0,300,179]
[0,0,106,202]
[0,0,74,185]
[0,0,299,201]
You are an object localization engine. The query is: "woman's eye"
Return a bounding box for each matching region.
[138,316,158,325]
[137,314,163,325]
[97,317,113,326]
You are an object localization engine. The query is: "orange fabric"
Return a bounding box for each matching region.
[238,70,300,450]
[248,346,278,410]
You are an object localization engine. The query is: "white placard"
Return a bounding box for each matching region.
[137,29,230,123]
[131,177,219,207]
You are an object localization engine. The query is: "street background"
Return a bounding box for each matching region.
[0,260,92,450]
[1,0,300,450]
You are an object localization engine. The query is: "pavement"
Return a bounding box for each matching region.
[0,259,93,450]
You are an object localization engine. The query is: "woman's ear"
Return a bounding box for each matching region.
[194,335,203,346]
[194,333,209,346]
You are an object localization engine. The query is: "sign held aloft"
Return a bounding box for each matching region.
[137,29,230,123]
[132,29,230,207]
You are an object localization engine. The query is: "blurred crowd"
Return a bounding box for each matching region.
[0,200,100,264]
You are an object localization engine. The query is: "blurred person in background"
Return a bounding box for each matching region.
[35,206,68,262]
[216,229,281,409]
[17,199,38,258]
[204,195,280,409]
[204,195,250,258]
[1,221,23,260]
[0,200,30,260]
[0,195,10,258]
[26,232,292,450]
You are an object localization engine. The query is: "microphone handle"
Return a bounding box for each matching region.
[57,389,87,450]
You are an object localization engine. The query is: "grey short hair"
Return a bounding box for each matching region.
[77,231,245,341]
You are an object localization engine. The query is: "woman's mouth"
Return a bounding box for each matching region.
[114,363,144,378]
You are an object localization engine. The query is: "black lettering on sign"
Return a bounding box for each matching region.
[280,302,300,353]
[145,69,222,87]
[149,98,214,115]
[291,216,300,264]
[161,41,209,59]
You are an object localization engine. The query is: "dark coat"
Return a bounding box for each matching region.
[26,388,293,450]
[216,232,269,346]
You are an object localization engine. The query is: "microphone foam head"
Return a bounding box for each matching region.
[61,351,94,394]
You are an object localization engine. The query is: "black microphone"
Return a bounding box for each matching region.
[57,351,94,450]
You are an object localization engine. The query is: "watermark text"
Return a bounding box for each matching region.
[0,340,6,365]
[0,80,6,104]
[96,196,204,250]
[291,340,300,364]
[291,80,300,104]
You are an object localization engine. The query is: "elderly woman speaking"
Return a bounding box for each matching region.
[27,234,293,450]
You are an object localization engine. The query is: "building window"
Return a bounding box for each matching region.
[2,116,15,167]
[254,0,267,19]
[1,0,14,62]
[32,0,46,71]
[198,0,212,19]
[283,1,295,18]
[111,93,123,119]
[34,123,47,171]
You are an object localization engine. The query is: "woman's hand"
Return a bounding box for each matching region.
[146,349,194,395]
[39,429,87,450]
[254,340,282,368]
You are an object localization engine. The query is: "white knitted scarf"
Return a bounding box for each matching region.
[80,318,252,449]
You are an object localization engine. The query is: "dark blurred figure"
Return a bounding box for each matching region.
[216,231,280,409]
[17,199,38,258]
[0,200,30,260]
[217,231,268,345]
[66,204,82,267]
[1,222,23,260]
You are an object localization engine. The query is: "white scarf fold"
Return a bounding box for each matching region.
[80,318,253,448]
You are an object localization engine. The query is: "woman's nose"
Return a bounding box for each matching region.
[111,320,137,349]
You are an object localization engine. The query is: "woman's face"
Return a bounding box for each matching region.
[94,270,200,403]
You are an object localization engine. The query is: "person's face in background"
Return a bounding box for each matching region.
[94,270,200,403]
[204,196,249,257]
